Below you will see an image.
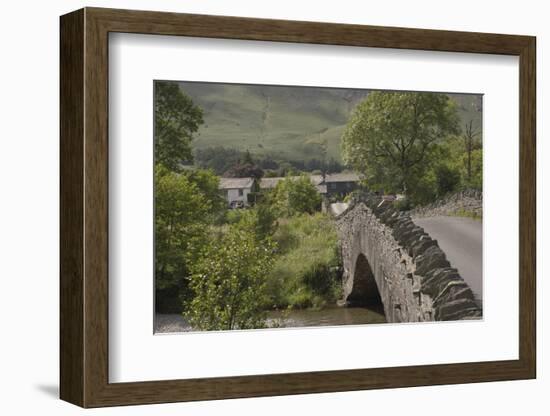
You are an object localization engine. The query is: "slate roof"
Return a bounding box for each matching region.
[259,175,323,189]
[315,184,327,194]
[218,177,255,190]
[323,173,361,183]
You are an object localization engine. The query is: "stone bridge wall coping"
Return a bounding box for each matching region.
[335,192,482,322]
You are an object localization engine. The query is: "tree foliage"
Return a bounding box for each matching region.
[185,168,226,216]
[223,162,264,179]
[435,164,461,196]
[222,150,264,179]
[233,203,278,241]
[155,166,211,287]
[341,91,460,196]
[154,166,220,311]
[194,146,343,176]
[463,121,481,180]
[460,121,483,189]
[154,81,204,171]
[185,222,275,330]
[464,148,482,189]
[270,175,322,217]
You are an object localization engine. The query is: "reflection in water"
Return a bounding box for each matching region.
[266,305,386,328]
[155,306,386,333]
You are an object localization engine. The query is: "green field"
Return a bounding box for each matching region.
[177,81,482,163]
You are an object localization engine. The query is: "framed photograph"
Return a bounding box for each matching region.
[60,7,536,408]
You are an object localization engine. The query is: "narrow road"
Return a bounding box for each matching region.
[329,202,349,216]
[413,216,483,302]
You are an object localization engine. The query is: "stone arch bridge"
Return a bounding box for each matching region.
[334,194,482,323]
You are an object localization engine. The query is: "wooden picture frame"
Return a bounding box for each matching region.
[60,7,536,408]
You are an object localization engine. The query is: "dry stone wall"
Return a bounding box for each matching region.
[408,189,482,218]
[335,193,482,323]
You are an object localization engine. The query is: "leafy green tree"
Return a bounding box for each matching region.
[194,146,243,175]
[194,147,283,175]
[270,175,322,217]
[462,120,482,186]
[465,148,482,189]
[435,131,482,193]
[154,166,217,312]
[243,149,254,165]
[223,162,264,179]
[185,223,275,330]
[253,203,278,240]
[341,91,460,196]
[405,167,437,206]
[155,81,204,171]
[185,168,225,216]
[223,150,264,179]
[235,203,278,241]
[435,164,461,196]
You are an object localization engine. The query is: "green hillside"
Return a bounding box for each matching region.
[177,81,482,163]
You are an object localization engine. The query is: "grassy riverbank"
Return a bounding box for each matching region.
[264,213,342,310]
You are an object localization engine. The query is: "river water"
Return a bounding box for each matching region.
[266,305,386,328]
[155,306,386,333]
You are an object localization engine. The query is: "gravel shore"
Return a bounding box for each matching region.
[154,314,192,333]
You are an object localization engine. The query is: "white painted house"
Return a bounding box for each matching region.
[218,177,255,207]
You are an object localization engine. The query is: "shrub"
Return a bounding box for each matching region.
[301,263,337,297]
[185,223,275,331]
[270,175,322,217]
[435,164,461,197]
[224,208,246,225]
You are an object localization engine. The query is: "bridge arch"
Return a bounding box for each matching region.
[347,253,384,315]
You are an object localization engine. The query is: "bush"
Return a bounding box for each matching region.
[224,209,246,225]
[184,222,275,331]
[435,164,461,197]
[270,175,322,217]
[224,204,277,240]
[301,262,339,297]
[252,203,278,240]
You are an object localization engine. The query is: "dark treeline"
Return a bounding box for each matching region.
[194,146,343,177]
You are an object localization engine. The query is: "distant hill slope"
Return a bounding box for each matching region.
[177,81,482,163]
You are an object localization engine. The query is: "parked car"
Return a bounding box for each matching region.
[229,200,245,209]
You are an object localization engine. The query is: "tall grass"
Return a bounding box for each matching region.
[453,208,483,221]
[264,213,342,310]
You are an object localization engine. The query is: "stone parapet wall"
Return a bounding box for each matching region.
[335,193,482,323]
[409,189,482,219]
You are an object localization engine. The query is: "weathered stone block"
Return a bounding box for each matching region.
[402,229,427,250]
[420,268,461,298]
[432,283,474,308]
[415,246,451,276]
[411,237,438,259]
[436,298,481,321]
